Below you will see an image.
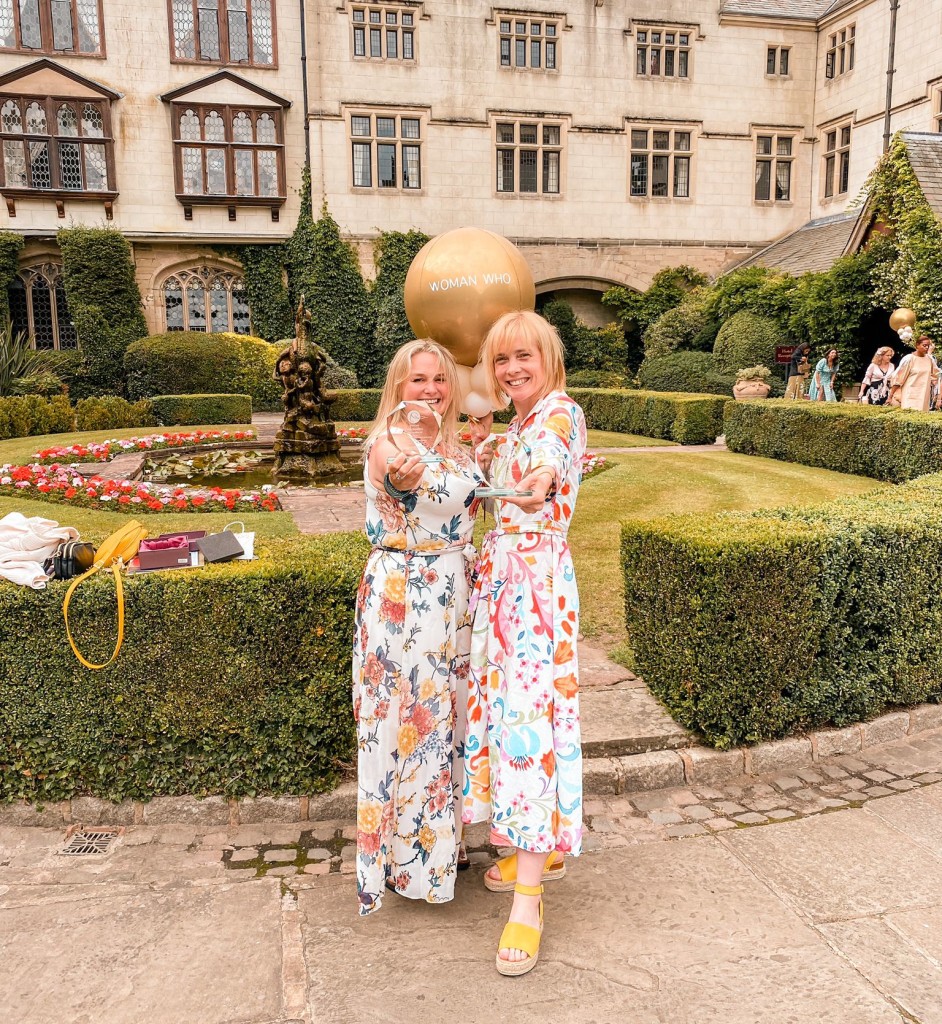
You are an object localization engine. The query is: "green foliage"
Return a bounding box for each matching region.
[285,174,375,383]
[151,393,252,426]
[638,351,735,396]
[75,396,156,432]
[566,370,631,388]
[642,289,715,359]
[37,350,94,402]
[371,229,430,376]
[0,395,73,439]
[0,533,369,802]
[621,474,942,747]
[57,227,148,395]
[233,244,293,343]
[603,266,709,335]
[541,301,629,373]
[568,388,725,445]
[323,362,358,389]
[724,399,942,483]
[8,370,67,398]
[124,331,281,411]
[0,322,44,397]
[328,388,382,422]
[735,365,772,383]
[713,310,782,374]
[0,230,24,327]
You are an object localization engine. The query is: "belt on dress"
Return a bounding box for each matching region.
[488,524,568,540]
[374,543,473,559]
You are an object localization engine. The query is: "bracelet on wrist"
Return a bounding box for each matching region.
[383,472,414,501]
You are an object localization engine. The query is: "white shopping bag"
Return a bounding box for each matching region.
[223,521,255,560]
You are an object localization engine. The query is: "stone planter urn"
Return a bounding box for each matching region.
[733,381,771,400]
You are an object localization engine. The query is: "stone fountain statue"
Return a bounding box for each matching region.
[272,297,344,481]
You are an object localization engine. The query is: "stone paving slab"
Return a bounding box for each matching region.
[580,680,690,757]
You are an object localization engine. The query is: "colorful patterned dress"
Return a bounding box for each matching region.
[462,391,586,856]
[353,436,482,916]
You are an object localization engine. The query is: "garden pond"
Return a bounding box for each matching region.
[141,449,364,489]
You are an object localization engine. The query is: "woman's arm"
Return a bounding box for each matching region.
[368,436,425,494]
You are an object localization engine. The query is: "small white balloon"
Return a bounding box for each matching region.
[453,363,472,398]
[470,361,489,393]
[462,390,494,419]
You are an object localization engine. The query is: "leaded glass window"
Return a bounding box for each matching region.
[162,266,252,334]
[6,264,78,350]
[170,0,274,65]
[349,112,422,191]
[495,116,560,195]
[0,0,103,53]
[630,126,693,200]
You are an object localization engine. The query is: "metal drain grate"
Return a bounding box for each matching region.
[58,829,120,856]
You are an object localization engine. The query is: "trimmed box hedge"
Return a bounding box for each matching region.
[0,533,370,803]
[151,393,252,426]
[75,396,156,432]
[724,399,942,482]
[621,474,942,748]
[331,388,725,444]
[0,395,73,439]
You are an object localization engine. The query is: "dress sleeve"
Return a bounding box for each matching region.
[529,398,581,480]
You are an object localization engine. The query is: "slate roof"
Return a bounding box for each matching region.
[719,0,856,20]
[736,213,859,275]
[901,132,942,220]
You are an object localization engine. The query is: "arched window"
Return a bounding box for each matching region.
[8,264,78,350]
[162,266,250,334]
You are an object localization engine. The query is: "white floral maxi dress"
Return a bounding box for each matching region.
[462,391,586,855]
[353,439,481,916]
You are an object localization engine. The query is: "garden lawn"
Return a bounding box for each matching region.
[572,450,879,661]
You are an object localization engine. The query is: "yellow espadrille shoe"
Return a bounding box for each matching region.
[495,883,544,977]
[484,850,566,893]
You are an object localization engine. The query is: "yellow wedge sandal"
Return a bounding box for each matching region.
[495,883,544,977]
[484,850,566,893]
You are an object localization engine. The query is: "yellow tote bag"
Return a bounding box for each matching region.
[63,519,147,671]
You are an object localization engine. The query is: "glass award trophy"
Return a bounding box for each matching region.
[474,434,533,499]
[386,400,444,465]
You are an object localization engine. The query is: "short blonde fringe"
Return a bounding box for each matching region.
[479,310,566,410]
[365,339,462,450]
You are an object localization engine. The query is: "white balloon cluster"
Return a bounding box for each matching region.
[455,362,496,418]
[898,325,914,343]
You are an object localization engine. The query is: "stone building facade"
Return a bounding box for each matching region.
[0,0,941,343]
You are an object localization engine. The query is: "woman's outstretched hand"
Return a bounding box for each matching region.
[387,451,426,492]
[499,467,555,513]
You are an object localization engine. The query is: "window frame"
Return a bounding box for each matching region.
[766,45,790,78]
[348,110,424,193]
[634,24,693,81]
[753,132,794,204]
[825,23,855,80]
[167,0,277,69]
[169,101,286,213]
[350,4,416,64]
[496,14,559,73]
[162,265,252,334]
[493,116,563,198]
[0,91,117,202]
[0,0,105,57]
[934,86,942,133]
[822,122,851,200]
[628,125,694,201]
[8,263,79,351]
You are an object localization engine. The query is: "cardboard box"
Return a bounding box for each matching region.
[137,546,193,571]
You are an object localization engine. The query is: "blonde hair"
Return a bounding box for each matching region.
[480,310,566,410]
[365,339,462,450]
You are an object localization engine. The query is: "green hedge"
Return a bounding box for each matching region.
[725,400,942,483]
[151,393,252,426]
[0,533,369,803]
[621,474,942,748]
[125,332,282,411]
[331,388,724,445]
[638,351,735,396]
[0,395,73,439]
[75,396,156,432]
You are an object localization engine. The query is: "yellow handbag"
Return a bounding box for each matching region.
[63,519,147,670]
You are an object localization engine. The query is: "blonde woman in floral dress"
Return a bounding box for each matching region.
[462,310,586,976]
[353,339,486,916]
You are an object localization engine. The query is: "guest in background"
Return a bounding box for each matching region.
[808,348,840,402]
[858,347,895,405]
[785,343,812,400]
[890,335,937,412]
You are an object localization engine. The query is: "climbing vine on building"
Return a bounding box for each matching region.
[225,243,293,343]
[0,231,24,328]
[371,229,430,375]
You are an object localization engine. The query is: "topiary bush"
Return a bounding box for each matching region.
[124,332,281,410]
[75,396,156,432]
[642,290,713,360]
[323,362,358,389]
[0,533,369,803]
[713,310,783,375]
[328,388,382,422]
[150,393,251,426]
[638,351,735,396]
[569,388,725,445]
[621,474,942,748]
[724,399,942,482]
[0,395,73,439]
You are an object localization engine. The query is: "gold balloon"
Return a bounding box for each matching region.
[889,307,917,332]
[404,228,536,366]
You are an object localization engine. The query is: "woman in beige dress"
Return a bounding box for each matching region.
[890,335,937,412]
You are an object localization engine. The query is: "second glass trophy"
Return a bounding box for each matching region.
[474,434,533,499]
[386,400,445,464]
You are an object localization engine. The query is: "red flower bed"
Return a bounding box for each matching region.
[32,430,257,465]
